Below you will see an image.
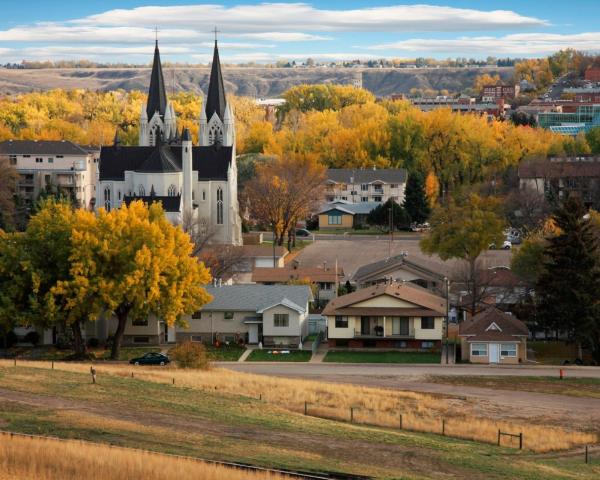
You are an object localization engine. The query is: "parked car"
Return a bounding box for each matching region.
[129,352,170,366]
[295,229,312,237]
[489,240,512,250]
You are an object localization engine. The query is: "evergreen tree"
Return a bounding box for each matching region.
[402,172,431,224]
[366,198,410,231]
[536,197,600,362]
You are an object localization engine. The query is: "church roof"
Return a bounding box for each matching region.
[205,40,227,121]
[99,144,232,182]
[146,41,167,119]
[123,195,181,213]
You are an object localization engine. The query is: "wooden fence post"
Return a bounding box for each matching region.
[13,358,16,367]
[519,433,523,450]
[172,377,175,385]
[51,361,54,370]
[399,413,403,430]
[131,372,134,378]
[350,407,354,423]
[304,401,308,415]
[497,429,501,446]
[442,419,445,436]
[585,445,589,464]
[259,393,262,401]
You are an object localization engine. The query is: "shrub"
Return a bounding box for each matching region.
[87,337,99,348]
[170,341,211,369]
[24,331,40,346]
[5,331,18,348]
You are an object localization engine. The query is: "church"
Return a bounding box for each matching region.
[97,39,242,245]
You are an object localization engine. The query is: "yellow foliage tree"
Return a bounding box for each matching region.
[473,73,501,92]
[54,200,212,359]
[424,171,440,207]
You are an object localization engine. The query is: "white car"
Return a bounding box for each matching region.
[489,240,512,250]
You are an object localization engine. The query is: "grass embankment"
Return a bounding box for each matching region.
[0,433,289,480]
[428,375,600,399]
[0,362,598,479]
[324,351,441,364]
[529,341,588,365]
[247,350,312,362]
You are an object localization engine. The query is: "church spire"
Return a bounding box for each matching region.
[146,39,167,119]
[205,39,226,121]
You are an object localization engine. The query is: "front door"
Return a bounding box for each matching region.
[361,317,370,335]
[248,324,259,344]
[489,343,500,363]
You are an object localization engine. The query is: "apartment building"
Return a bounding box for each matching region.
[324,168,407,205]
[0,140,98,209]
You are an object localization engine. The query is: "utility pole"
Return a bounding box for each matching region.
[272,223,276,267]
[445,277,450,364]
[388,207,392,258]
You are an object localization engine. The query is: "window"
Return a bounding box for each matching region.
[209,124,223,144]
[103,186,111,212]
[501,344,517,357]
[361,183,369,191]
[361,196,368,202]
[192,311,202,319]
[373,196,382,202]
[216,187,224,224]
[35,157,43,163]
[191,335,203,342]
[118,190,121,200]
[224,312,234,320]
[23,154,30,158]
[335,315,348,328]
[133,336,150,344]
[274,313,289,327]
[48,157,53,163]
[202,190,206,201]
[56,155,64,158]
[167,184,177,196]
[318,282,332,290]
[132,318,148,326]
[421,317,435,329]
[390,184,397,188]
[9,155,16,165]
[421,341,434,349]
[392,317,409,335]
[471,343,488,356]
[138,185,145,196]
[328,214,342,225]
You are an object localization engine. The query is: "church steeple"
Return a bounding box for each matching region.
[146,40,167,119]
[205,40,226,121]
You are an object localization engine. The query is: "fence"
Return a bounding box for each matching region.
[311,330,324,355]
[308,315,327,335]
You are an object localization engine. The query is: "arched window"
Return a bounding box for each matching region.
[118,190,121,200]
[139,185,145,196]
[149,129,154,146]
[202,190,206,201]
[103,186,111,212]
[167,184,176,196]
[216,187,223,225]
[209,124,223,145]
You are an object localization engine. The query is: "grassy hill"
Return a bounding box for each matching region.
[0,66,514,97]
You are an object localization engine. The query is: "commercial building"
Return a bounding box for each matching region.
[537,104,600,135]
[482,84,519,100]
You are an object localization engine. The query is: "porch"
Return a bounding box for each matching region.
[354,316,415,339]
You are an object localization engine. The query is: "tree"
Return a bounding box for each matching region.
[424,171,440,207]
[585,126,600,154]
[55,200,212,359]
[536,197,600,361]
[402,172,431,224]
[0,158,19,230]
[421,194,504,315]
[245,153,326,248]
[366,198,411,231]
[511,233,547,286]
[473,73,501,93]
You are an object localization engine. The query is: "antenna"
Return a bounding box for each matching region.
[212,26,220,42]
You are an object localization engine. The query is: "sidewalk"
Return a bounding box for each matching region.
[309,345,328,363]
[238,348,254,362]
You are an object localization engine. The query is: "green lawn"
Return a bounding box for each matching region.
[10,346,160,362]
[324,350,441,364]
[203,344,245,361]
[247,349,312,362]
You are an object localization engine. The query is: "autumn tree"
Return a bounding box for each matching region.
[421,194,505,315]
[402,171,430,224]
[281,84,375,114]
[0,158,19,230]
[473,73,501,93]
[245,153,326,248]
[367,198,411,231]
[55,201,212,359]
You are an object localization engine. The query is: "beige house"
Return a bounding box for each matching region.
[323,282,447,349]
[459,308,529,364]
[317,201,379,230]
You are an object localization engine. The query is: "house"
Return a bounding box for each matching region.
[458,308,528,364]
[482,84,519,100]
[180,284,313,347]
[317,201,379,229]
[323,281,447,349]
[252,260,344,307]
[97,39,242,244]
[0,139,98,210]
[324,168,407,205]
[352,253,450,294]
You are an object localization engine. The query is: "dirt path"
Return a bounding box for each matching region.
[0,387,469,479]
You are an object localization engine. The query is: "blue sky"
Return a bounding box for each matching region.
[0,1,599,63]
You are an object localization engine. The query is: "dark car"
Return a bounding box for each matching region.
[129,352,170,366]
[295,229,312,237]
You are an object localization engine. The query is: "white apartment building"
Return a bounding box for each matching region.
[325,168,407,205]
[0,139,98,209]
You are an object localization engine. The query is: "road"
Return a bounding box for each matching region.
[259,231,423,241]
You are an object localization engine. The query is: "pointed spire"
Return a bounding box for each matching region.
[182,128,192,142]
[113,128,121,146]
[205,40,226,121]
[150,185,156,197]
[146,40,167,119]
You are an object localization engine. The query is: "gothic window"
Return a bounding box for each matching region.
[168,184,176,196]
[103,186,111,212]
[149,130,154,146]
[202,190,206,201]
[139,185,145,196]
[216,187,224,225]
[209,124,223,145]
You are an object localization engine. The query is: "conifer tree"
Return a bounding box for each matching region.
[403,172,431,224]
[536,197,600,362]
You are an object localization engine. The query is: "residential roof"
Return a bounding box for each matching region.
[318,201,380,216]
[240,245,288,258]
[122,195,181,213]
[205,40,227,121]
[322,282,447,316]
[519,157,600,178]
[99,144,232,181]
[459,307,529,341]
[252,266,344,284]
[146,40,167,119]
[327,168,407,184]
[202,284,313,313]
[353,253,450,284]
[0,140,90,156]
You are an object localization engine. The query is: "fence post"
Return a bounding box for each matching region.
[442,419,445,436]
[497,429,501,446]
[585,445,588,464]
[131,372,134,378]
[13,358,16,367]
[399,413,403,430]
[304,401,308,415]
[350,407,354,423]
[259,393,262,401]
[519,433,523,450]
[51,361,54,370]
[172,377,175,385]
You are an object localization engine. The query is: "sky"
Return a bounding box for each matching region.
[0,1,599,64]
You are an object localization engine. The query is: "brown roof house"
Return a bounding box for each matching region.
[323,281,447,349]
[459,308,529,364]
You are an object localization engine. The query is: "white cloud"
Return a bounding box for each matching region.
[367,32,600,55]
[237,32,331,42]
[76,3,547,32]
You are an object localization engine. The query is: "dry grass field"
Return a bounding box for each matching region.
[0,433,289,480]
[1,360,596,453]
